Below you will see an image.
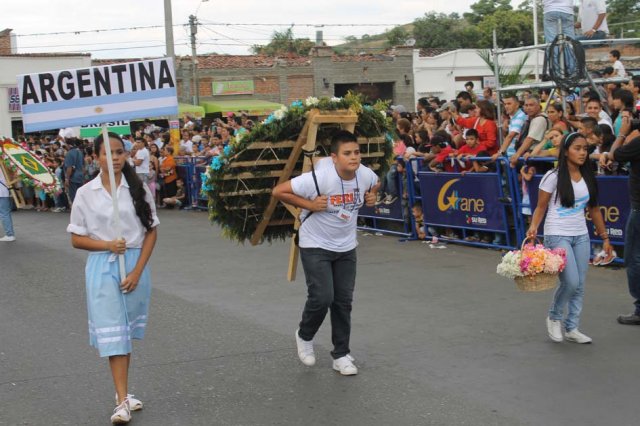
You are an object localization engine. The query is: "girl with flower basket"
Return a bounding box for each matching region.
[527,132,612,344]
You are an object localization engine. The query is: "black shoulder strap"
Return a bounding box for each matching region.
[300,149,321,224]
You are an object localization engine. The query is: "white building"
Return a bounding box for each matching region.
[0,29,91,138]
[413,48,546,102]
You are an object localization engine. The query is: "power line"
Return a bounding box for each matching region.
[16,22,402,37]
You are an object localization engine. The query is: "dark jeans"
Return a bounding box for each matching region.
[624,210,640,315]
[68,181,82,203]
[298,247,357,359]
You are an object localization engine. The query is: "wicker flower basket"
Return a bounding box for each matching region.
[513,236,560,292]
[514,273,558,292]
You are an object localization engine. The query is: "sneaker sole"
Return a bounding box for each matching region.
[565,338,592,344]
[332,365,358,376]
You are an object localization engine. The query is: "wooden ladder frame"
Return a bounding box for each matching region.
[249,108,358,281]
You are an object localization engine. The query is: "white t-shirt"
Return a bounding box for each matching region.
[291,166,378,252]
[612,60,626,77]
[539,170,590,236]
[67,174,160,248]
[0,167,10,198]
[579,0,608,34]
[180,139,193,154]
[135,147,150,174]
[543,0,574,14]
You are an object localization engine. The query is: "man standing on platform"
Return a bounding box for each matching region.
[543,0,575,42]
[272,130,379,376]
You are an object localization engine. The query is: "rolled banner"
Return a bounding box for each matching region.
[0,139,60,194]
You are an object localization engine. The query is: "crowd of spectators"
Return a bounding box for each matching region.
[377,66,639,244]
[8,110,256,212]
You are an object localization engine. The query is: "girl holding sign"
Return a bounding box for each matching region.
[67,132,159,424]
[527,132,611,344]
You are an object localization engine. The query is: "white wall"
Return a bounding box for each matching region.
[412,49,546,103]
[0,55,92,138]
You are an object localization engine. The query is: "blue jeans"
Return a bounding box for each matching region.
[383,164,398,197]
[624,210,640,315]
[575,31,607,42]
[298,247,357,359]
[0,197,15,237]
[543,11,575,42]
[544,234,590,332]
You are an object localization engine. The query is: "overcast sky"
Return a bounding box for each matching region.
[4,0,498,59]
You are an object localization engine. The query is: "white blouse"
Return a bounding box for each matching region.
[67,174,160,248]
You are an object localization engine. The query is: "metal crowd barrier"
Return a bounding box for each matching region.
[415,156,522,250]
[357,158,412,237]
[175,156,209,210]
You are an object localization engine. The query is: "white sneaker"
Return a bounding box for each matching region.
[110,399,131,424]
[116,394,143,411]
[295,329,316,366]
[333,355,358,376]
[565,329,592,344]
[546,317,563,342]
[0,236,16,242]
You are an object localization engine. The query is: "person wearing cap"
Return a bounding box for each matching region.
[390,105,407,121]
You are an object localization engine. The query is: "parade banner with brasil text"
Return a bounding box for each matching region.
[527,175,629,243]
[1,139,60,195]
[419,172,505,231]
[80,121,131,138]
[17,58,178,132]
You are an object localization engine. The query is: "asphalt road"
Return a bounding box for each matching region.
[1,209,638,426]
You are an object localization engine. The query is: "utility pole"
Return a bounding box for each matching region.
[189,14,199,106]
[163,0,175,62]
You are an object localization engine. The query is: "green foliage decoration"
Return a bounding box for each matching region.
[201,92,394,244]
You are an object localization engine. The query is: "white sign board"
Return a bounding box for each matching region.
[17,58,178,133]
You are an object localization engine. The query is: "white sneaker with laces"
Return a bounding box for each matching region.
[546,317,563,342]
[0,235,16,242]
[565,329,592,344]
[116,394,143,411]
[110,399,131,424]
[295,329,316,366]
[333,355,358,376]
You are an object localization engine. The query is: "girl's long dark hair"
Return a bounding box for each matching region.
[553,132,598,208]
[94,132,154,231]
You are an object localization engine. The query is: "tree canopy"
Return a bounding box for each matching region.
[251,28,315,56]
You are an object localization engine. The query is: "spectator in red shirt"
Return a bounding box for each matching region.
[452,100,498,154]
[454,129,489,172]
[428,136,454,172]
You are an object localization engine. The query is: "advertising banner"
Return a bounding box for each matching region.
[527,175,629,242]
[18,58,178,132]
[419,171,505,231]
[8,87,20,112]
[359,197,404,220]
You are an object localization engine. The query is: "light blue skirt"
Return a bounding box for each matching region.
[85,249,151,357]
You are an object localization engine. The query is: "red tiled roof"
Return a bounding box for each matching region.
[193,54,311,69]
[331,54,394,62]
[92,58,157,66]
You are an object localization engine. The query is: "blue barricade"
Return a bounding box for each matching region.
[175,156,209,210]
[416,156,522,249]
[357,158,412,237]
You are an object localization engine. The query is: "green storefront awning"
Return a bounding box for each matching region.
[178,103,206,119]
[199,99,284,116]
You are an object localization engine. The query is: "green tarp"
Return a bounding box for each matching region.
[178,103,205,119]
[199,99,284,116]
